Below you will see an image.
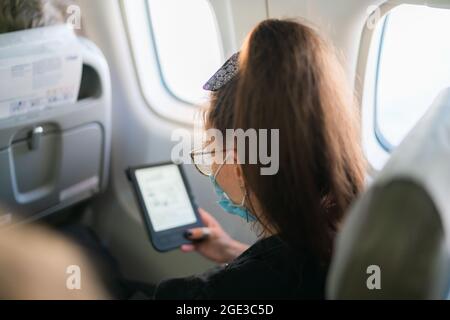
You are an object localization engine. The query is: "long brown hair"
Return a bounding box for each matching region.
[208,19,366,265]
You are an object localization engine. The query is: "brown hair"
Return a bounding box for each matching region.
[206,76,239,133]
[207,19,366,265]
[0,0,66,33]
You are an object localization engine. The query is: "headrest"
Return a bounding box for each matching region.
[327,88,450,299]
[0,25,83,121]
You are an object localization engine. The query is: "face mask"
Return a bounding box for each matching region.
[210,160,256,222]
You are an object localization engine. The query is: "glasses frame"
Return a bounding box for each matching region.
[190,147,233,177]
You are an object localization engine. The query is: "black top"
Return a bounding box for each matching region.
[154,236,327,300]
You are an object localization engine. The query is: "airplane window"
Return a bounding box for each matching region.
[147,0,223,105]
[375,4,450,150]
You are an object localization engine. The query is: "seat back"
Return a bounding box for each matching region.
[0,25,111,225]
[327,88,450,299]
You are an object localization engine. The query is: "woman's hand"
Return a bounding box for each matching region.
[181,208,249,264]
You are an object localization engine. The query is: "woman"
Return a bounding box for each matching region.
[154,18,366,299]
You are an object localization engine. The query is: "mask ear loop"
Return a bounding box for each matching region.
[233,148,248,210]
[230,150,247,209]
[214,150,253,223]
[238,175,250,222]
[212,151,232,180]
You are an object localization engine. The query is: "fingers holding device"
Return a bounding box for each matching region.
[181,208,250,264]
[184,227,211,241]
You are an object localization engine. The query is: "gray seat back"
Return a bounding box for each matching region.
[0,26,111,225]
[327,88,450,299]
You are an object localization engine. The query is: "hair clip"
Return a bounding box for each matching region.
[203,52,240,91]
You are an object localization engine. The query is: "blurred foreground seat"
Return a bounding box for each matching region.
[0,219,108,300]
[327,88,450,299]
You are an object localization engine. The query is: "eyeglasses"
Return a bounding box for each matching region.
[190,147,231,177]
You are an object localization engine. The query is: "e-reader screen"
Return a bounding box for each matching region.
[134,164,197,232]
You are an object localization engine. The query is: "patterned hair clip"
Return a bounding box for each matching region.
[203,52,240,91]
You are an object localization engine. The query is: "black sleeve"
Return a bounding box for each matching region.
[154,259,291,300]
[153,275,211,300]
[153,266,222,300]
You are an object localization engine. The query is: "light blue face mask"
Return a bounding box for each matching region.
[210,159,256,222]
